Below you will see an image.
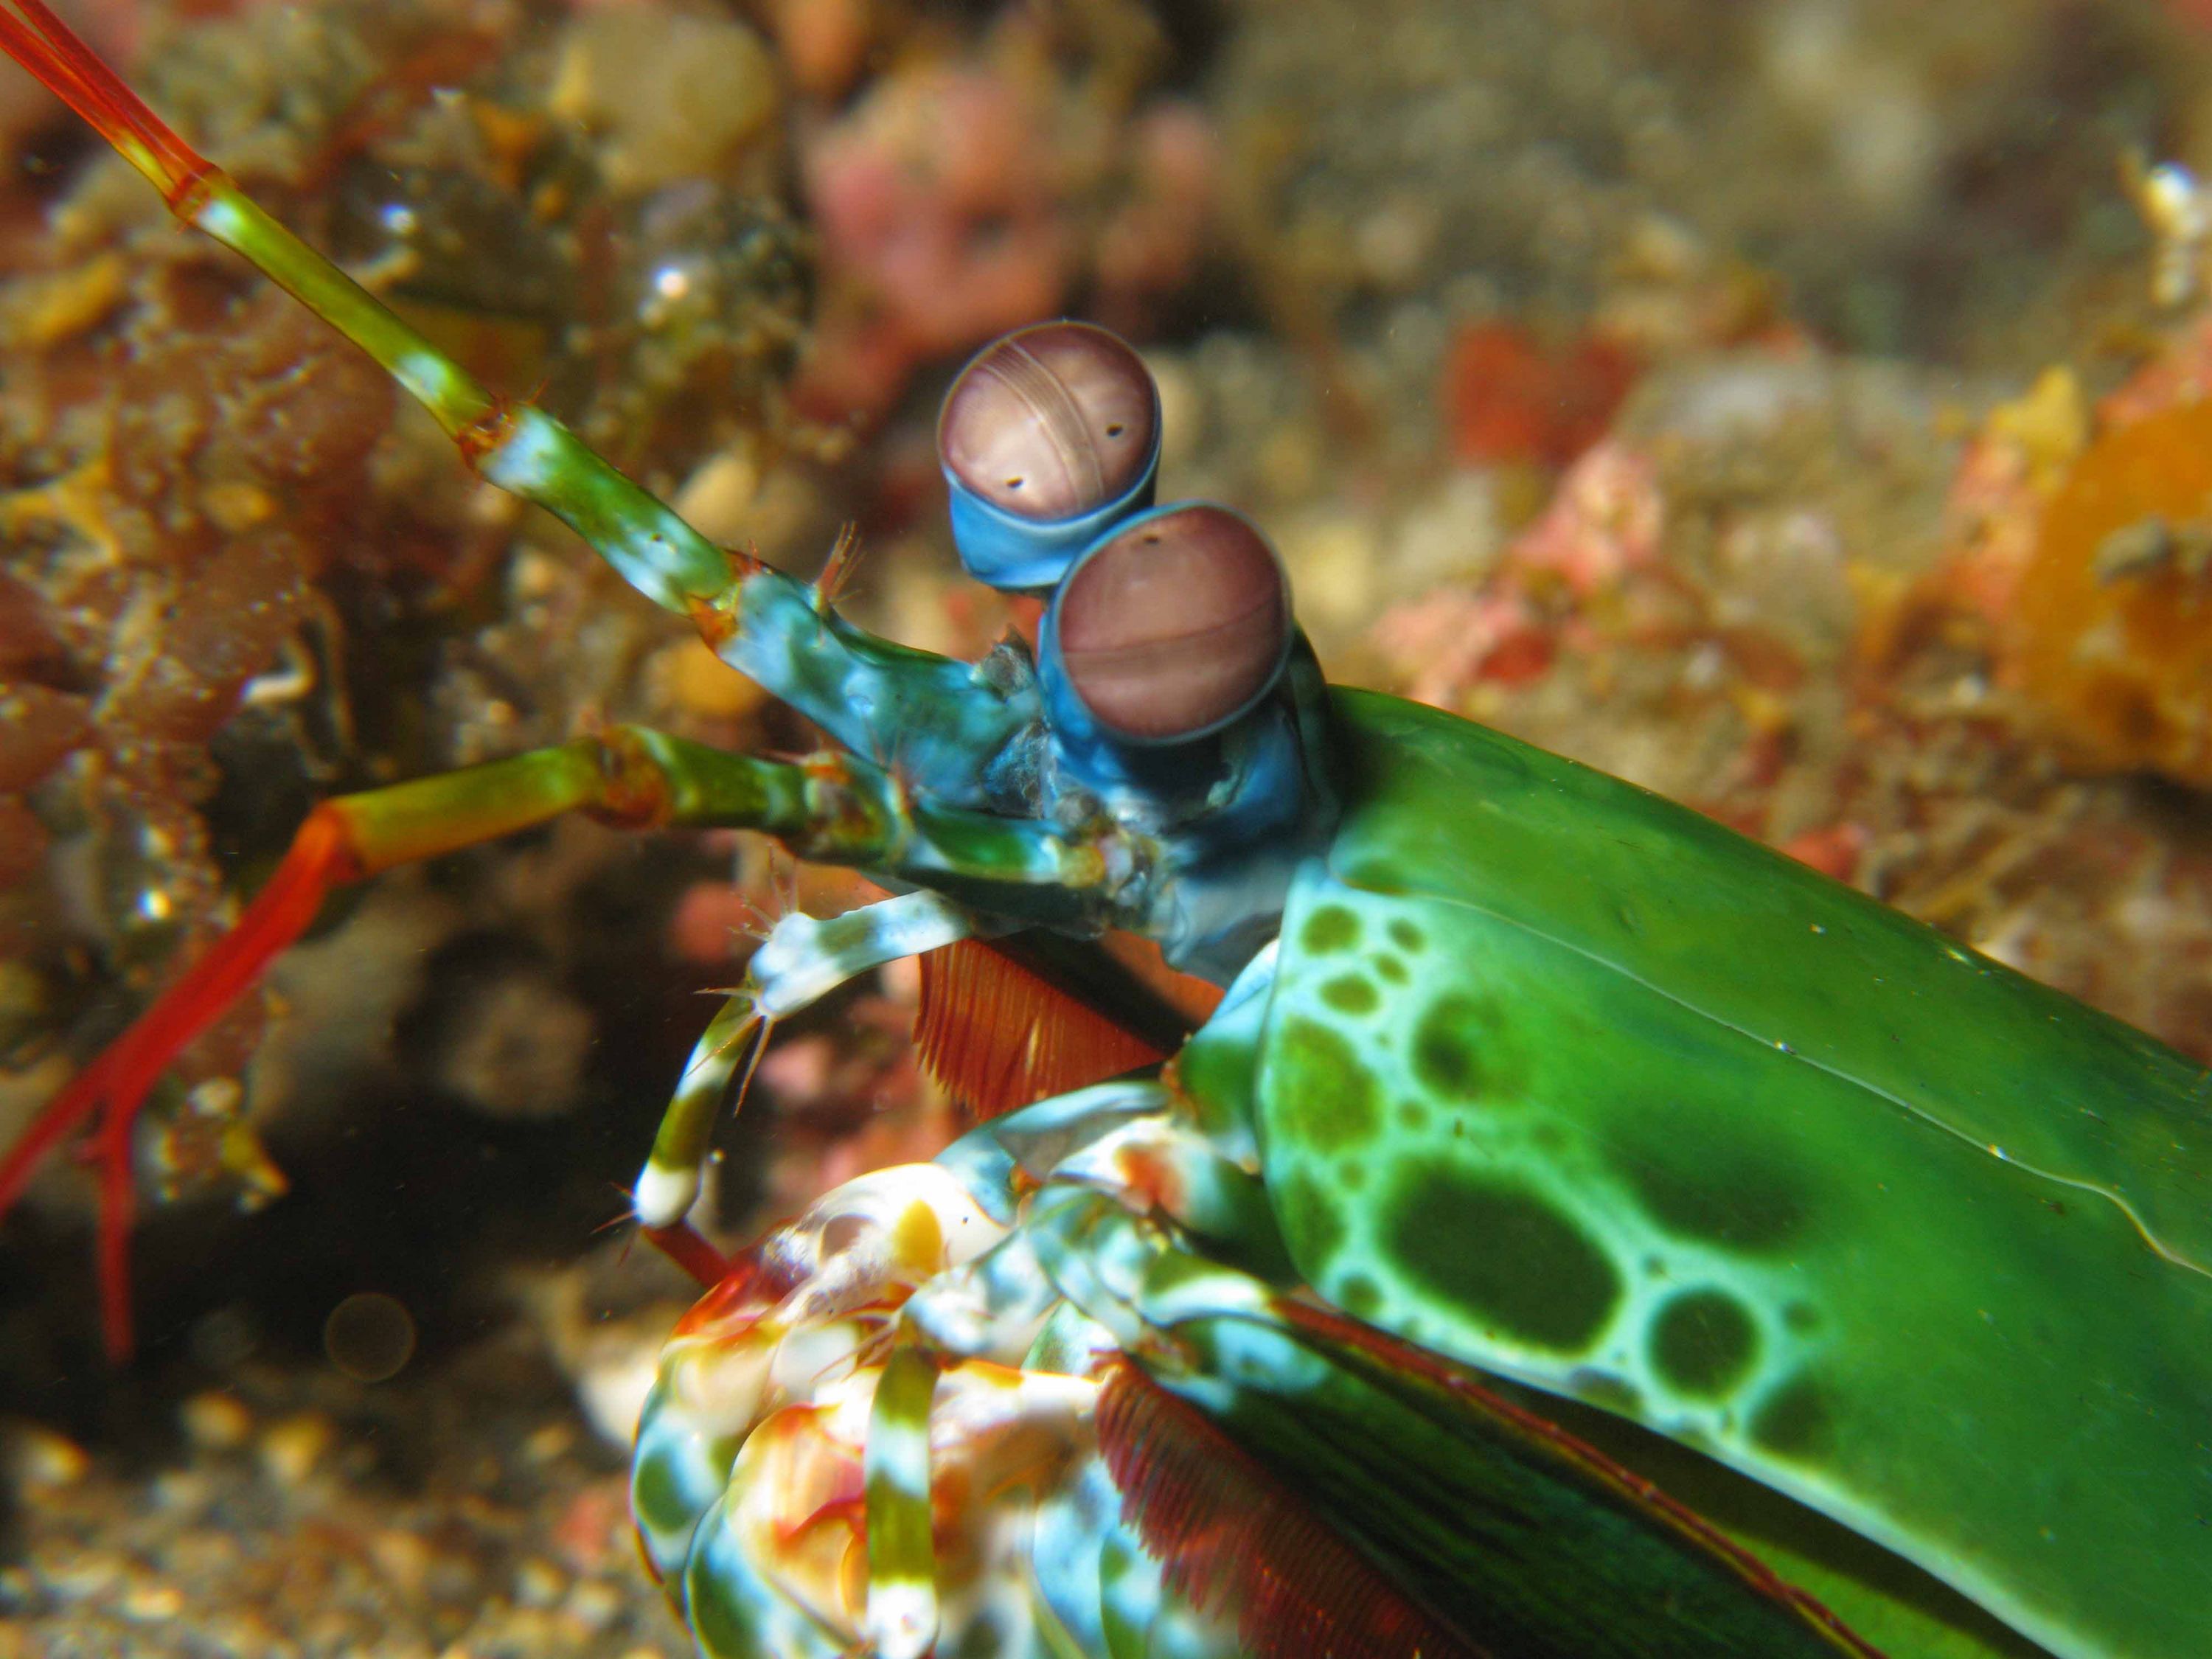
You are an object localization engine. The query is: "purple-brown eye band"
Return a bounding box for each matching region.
[1056,503,1291,742]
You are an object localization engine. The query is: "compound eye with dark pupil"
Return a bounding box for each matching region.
[1058,505,1290,741]
[939,322,1157,521]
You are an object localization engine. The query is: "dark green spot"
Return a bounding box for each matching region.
[632,1448,695,1535]
[1650,1289,1758,1399]
[1340,857,1410,894]
[1340,1160,1368,1192]
[1278,1166,1347,1270]
[1272,1018,1380,1152]
[1375,955,1408,984]
[1397,1102,1430,1133]
[1321,974,1381,1015]
[1388,918,1426,953]
[1301,905,1361,955]
[1335,1273,1382,1318]
[1784,1301,1819,1335]
[1384,1170,1620,1352]
[686,1536,765,1655]
[1412,993,1492,1103]
[1615,1135,1812,1254]
[950,1613,1005,1659]
[1750,1374,1834,1461]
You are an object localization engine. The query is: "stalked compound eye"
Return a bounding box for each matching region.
[1054,504,1292,742]
[939,323,1162,591]
[940,322,1157,518]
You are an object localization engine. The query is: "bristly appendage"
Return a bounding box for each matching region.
[1095,1357,1475,1659]
[916,938,1178,1121]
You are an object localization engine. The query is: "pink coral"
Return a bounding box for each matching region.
[1509,441,1664,596]
[1370,590,1548,710]
[794,38,1214,421]
[1371,442,1663,708]
[1093,100,1216,334]
[800,65,1072,417]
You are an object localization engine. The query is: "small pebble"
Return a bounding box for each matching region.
[198,480,277,534]
[513,1554,568,1608]
[121,1582,184,1621]
[40,1546,125,1599]
[564,1576,624,1634]
[2,1419,87,1492]
[523,1422,574,1465]
[258,1411,336,1486]
[369,1528,434,1598]
[151,1469,216,1516]
[178,1389,254,1452]
[549,12,779,194]
[671,445,760,543]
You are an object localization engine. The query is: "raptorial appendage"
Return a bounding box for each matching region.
[629,1155,1243,1659]
[629,1052,1892,1659]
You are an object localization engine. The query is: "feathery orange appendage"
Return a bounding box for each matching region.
[0,0,212,204]
[1095,1358,1478,1659]
[0,806,364,1358]
[916,939,1164,1121]
[914,935,1221,1122]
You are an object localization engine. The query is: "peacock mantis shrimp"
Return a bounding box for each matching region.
[0,4,2206,1656]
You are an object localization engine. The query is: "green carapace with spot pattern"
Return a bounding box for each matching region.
[2,4,2207,1656]
[1194,687,2211,1659]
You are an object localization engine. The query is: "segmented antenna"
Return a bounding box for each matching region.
[0,0,212,206]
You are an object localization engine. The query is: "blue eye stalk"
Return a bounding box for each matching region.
[1036,500,1326,976]
[939,321,1163,592]
[929,319,1333,978]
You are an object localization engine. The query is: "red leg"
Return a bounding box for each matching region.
[641,1221,733,1290]
[4,735,682,1357]
[1,808,358,1357]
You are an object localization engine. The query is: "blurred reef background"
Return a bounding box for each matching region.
[3,1,2212,1652]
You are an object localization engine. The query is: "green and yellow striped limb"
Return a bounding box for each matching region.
[6,723,1094,1355]
[863,1340,945,1659]
[636,893,998,1234]
[0,0,1039,788]
[0,0,731,613]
